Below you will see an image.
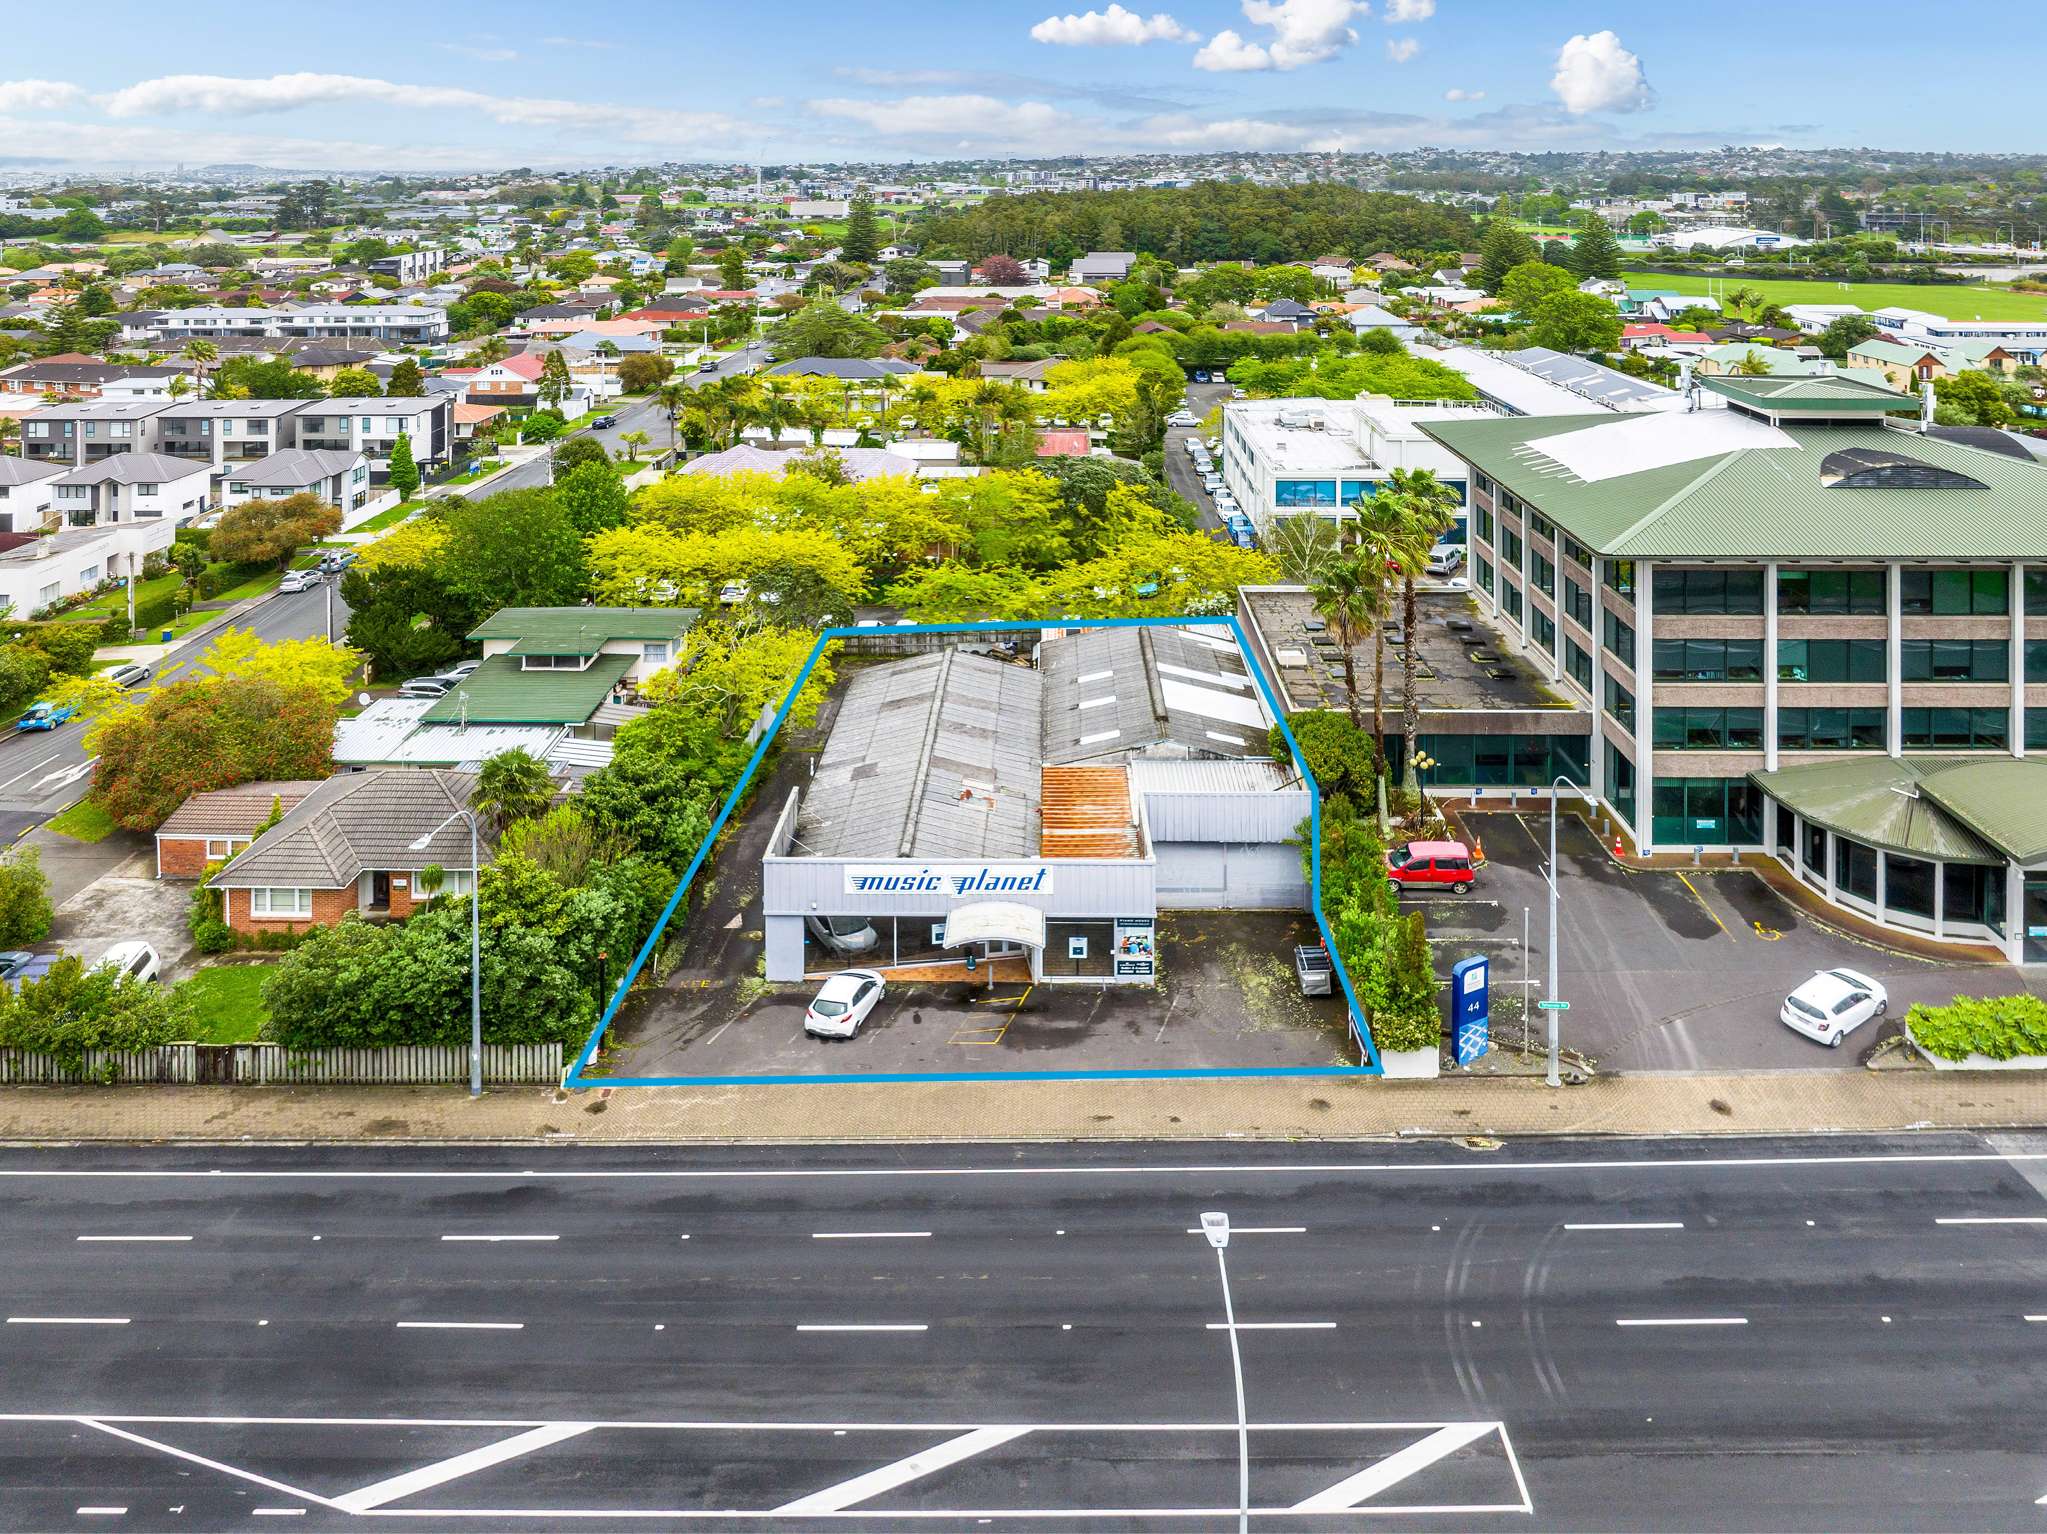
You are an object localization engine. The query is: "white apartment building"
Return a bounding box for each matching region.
[147,305,450,345]
[289,396,453,471]
[50,453,212,531]
[222,448,372,518]
[0,458,64,534]
[0,526,160,621]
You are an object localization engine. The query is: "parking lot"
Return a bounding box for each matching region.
[609,909,1358,1081]
[1414,810,2042,1072]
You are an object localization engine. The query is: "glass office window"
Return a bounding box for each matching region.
[1274,479,1340,508]
[1564,577,1592,631]
[1901,638,2009,682]
[1654,637,1765,683]
[1651,567,1765,614]
[1565,638,1592,693]
[1838,838,1879,903]
[1475,557,1493,595]
[1778,568,1887,615]
[1532,609,1556,654]
[1900,707,2010,749]
[1504,581,1523,622]
[1531,551,1556,596]
[1777,707,1887,751]
[1605,559,1635,598]
[1602,610,1635,669]
[1650,777,1763,846]
[1654,707,1764,750]
[1885,854,1936,921]
[1778,638,1887,684]
[1604,674,1635,732]
[1606,741,1636,829]
[1900,567,2008,615]
[1501,527,1523,565]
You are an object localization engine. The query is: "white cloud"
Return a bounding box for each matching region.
[1443,87,1484,102]
[1385,37,1419,62]
[436,43,519,63]
[1382,0,1433,19]
[1550,30,1652,115]
[808,93,1067,142]
[0,113,530,172]
[1193,0,1364,71]
[0,79,85,112]
[1030,5,1197,45]
[96,73,750,150]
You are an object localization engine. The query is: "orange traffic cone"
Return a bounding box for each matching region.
[1612,834,1624,858]
[1471,836,1486,868]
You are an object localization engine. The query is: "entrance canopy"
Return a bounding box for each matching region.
[940,901,1047,950]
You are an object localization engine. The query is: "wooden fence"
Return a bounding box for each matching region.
[0,1042,563,1086]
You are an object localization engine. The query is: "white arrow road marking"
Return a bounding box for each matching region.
[334,1423,596,1512]
[774,1426,1031,1514]
[33,758,95,793]
[1288,1421,1502,1511]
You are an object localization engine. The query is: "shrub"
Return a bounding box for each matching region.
[99,615,131,645]
[134,595,179,631]
[1906,994,2047,1062]
[0,957,193,1070]
[25,622,101,677]
[0,845,52,946]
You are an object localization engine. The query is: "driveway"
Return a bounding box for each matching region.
[48,839,195,981]
[1419,811,2040,1072]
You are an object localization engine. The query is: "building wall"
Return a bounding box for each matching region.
[226,884,357,935]
[1153,842,1307,909]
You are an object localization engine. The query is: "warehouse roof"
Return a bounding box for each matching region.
[1750,756,2047,865]
[1421,411,2047,561]
[1039,625,1272,764]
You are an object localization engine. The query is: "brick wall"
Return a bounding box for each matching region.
[226,884,357,936]
[156,837,211,879]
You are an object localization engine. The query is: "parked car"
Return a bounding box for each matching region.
[806,914,880,955]
[591,414,619,430]
[4,953,56,992]
[317,550,359,576]
[1386,839,1476,893]
[278,568,321,594]
[96,940,161,986]
[718,581,750,606]
[0,951,35,980]
[397,677,456,699]
[697,360,720,373]
[1780,968,1888,1047]
[15,701,73,732]
[1425,544,1466,576]
[106,663,152,690]
[805,969,886,1039]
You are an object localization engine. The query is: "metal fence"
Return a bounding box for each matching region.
[0,1042,563,1086]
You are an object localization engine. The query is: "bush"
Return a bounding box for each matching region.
[0,845,52,946]
[1310,793,1442,1058]
[1906,994,2047,1062]
[134,595,179,631]
[100,615,131,645]
[24,622,100,677]
[0,957,193,1070]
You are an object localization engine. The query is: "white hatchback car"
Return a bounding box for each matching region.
[805,969,886,1039]
[1779,968,1887,1047]
[97,940,162,986]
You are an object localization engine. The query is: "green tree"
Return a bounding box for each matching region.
[386,357,425,396]
[1271,710,1373,801]
[441,489,589,609]
[217,359,324,399]
[617,352,670,393]
[1817,312,1880,360]
[89,678,335,833]
[1309,552,1378,734]
[772,299,889,359]
[1934,370,2016,427]
[0,844,53,947]
[1499,260,1576,316]
[386,431,420,499]
[1477,222,1541,294]
[1372,468,1461,791]
[0,645,51,715]
[552,436,610,475]
[1569,216,1623,280]
[1526,290,1622,354]
[209,492,343,568]
[0,956,191,1066]
[883,257,940,294]
[341,560,468,680]
[556,460,629,534]
[840,189,880,265]
[717,246,749,291]
[471,747,556,833]
[328,366,382,396]
[536,350,573,409]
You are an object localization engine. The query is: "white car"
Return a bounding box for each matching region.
[278,568,321,593]
[1779,968,1887,1047]
[97,941,161,986]
[1425,543,1466,576]
[805,969,885,1039]
[718,581,750,606]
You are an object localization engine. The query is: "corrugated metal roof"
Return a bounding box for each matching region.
[1040,766,1141,859]
[1040,626,1270,764]
[1919,759,2047,865]
[1126,758,1301,796]
[1424,412,2047,560]
[1749,757,2000,863]
[420,653,633,725]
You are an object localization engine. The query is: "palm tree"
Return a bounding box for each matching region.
[1734,348,1774,377]
[184,338,217,400]
[619,429,650,462]
[1373,469,1462,794]
[1308,551,1374,732]
[469,748,555,834]
[1726,285,1764,320]
[655,382,689,457]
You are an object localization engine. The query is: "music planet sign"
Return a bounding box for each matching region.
[843,865,1054,898]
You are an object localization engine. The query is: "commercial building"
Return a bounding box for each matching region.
[1422,371,2047,961]
[761,625,1311,984]
[1869,307,2047,363]
[1218,395,1477,538]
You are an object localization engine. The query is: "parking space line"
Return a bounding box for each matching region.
[1675,873,1730,937]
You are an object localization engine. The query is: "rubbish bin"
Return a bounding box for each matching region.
[161,628,173,643]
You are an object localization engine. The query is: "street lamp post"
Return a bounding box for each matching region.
[412,808,481,1098]
[1543,774,1588,1088]
[1199,1212,1249,1534]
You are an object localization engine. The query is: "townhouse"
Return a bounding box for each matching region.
[222,448,373,519]
[1422,372,2047,962]
[289,396,453,471]
[151,398,321,471]
[147,304,450,344]
[18,400,172,467]
[0,458,64,534]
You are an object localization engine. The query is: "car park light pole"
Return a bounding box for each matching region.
[1543,775,1589,1088]
[412,808,481,1097]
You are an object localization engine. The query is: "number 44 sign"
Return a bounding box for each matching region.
[1451,954,1489,1067]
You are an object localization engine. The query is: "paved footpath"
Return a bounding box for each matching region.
[2,1068,2046,1142]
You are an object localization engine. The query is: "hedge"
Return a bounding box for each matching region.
[1906,994,2047,1062]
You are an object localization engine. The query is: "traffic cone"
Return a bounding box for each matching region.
[1471,836,1486,868]
[1612,834,1624,858]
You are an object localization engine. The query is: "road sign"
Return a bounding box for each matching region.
[1451,954,1489,1067]
[1536,999,1570,1011]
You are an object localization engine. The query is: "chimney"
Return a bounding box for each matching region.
[1920,380,1936,430]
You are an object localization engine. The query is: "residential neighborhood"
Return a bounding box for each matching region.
[2,7,2047,1528]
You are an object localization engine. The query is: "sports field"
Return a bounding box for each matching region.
[1621,268,2047,322]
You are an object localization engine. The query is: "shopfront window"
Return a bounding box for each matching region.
[1944,863,2006,937]
[1044,920,1114,978]
[1838,838,1879,904]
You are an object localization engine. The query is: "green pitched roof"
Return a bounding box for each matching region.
[1695,372,1919,410]
[1420,411,2047,561]
[1752,756,2047,865]
[1843,338,1944,368]
[420,652,634,726]
[468,606,697,655]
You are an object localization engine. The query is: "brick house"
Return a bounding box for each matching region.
[205,769,490,936]
[154,780,323,879]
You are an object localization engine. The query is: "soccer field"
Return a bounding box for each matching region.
[1621,268,2047,322]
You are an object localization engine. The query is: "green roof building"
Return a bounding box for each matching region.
[422,606,699,730]
[1421,377,2047,961]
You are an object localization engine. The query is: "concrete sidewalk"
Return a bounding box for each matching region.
[3,1067,2045,1143]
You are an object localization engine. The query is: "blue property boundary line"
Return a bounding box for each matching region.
[563,615,1382,1087]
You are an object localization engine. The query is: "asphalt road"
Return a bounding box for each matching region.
[484,344,768,496]
[0,579,351,839]
[1166,381,1233,537]
[7,1133,2047,1531]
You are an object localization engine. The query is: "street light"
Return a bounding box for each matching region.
[1542,774,1590,1088]
[411,807,481,1098]
[1199,1212,1249,1534]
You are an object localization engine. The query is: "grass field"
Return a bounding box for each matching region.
[1621,268,2047,322]
[173,963,272,1044]
[351,498,428,533]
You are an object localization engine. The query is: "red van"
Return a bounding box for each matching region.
[1386,839,1476,893]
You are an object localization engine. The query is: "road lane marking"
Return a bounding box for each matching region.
[1205,1322,1335,1330]
[74,1509,126,1517]
[1289,1422,1502,1511]
[1675,872,1729,936]
[439,1235,559,1243]
[795,1324,927,1333]
[1615,1317,1747,1327]
[394,1321,524,1331]
[0,752,60,793]
[7,1316,129,1325]
[776,1427,1030,1514]
[251,1511,305,1517]
[1942,1214,2047,1226]
[334,1423,594,1512]
[811,1231,931,1240]
[74,1420,342,1512]
[1563,1222,1684,1231]
[76,1236,191,1243]
[1182,1226,1305,1235]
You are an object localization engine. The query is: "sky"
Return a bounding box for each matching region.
[0,0,2035,174]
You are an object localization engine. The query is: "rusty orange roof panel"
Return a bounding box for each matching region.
[1038,765,1142,859]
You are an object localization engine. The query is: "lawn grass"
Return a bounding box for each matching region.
[1620,268,2047,322]
[70,571,181,621]
[350,498,427,533]
[172,963,273,1044]
[210,567,288,604]
[45,797,114,843]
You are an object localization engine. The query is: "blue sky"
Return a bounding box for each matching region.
[0,1,2032,172]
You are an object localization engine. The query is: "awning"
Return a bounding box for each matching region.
[940,901,1047,951]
